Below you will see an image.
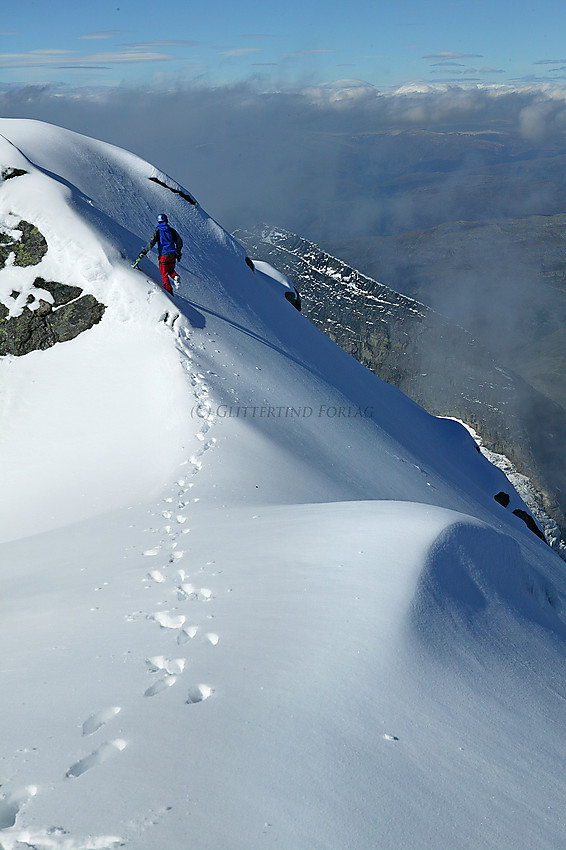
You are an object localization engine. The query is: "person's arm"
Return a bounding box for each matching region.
[173,229,183,259]
[138,229,158,258]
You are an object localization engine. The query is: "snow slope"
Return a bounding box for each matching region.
[1,119,565,849]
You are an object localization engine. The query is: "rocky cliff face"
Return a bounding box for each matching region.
[0,217,105,357]
[235,225,566,545]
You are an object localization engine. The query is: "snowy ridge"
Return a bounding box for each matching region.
[1,119,566,848]
[236,222,566,545]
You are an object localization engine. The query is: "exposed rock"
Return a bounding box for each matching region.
[1,168,27,181]
[0,278,105,357]
[513,509,548,544]
[148,176,197,205]
[0,220,48,268]
[284,287,302,311]
[34,277,83,307]
[493,490,547,543]
[47,294,105,343]
[0,216,106,355]
[494,491,511,508]
[0,301,57,355]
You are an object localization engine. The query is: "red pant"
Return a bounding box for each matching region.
[159,255,176,292]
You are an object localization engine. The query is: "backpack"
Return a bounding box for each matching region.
[157,222,177,255]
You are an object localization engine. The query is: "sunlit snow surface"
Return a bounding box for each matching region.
[1,119,565,849]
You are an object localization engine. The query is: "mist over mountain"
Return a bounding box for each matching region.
[3,81,565,384]
[327,213,566,402]
[3,81,566,240]
[235,224,566,546]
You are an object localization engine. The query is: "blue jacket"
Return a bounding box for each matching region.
[141,223,183,258]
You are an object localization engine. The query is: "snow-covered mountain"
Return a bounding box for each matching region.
[1,119,566,849]
[234,224,566,547]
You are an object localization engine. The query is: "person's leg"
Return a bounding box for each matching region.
[159,256,174,292]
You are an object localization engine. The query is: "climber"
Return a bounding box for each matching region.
[137,214,183,293]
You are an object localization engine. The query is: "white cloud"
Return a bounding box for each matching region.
[292,49,339,55]
[80,31,127,40]
[3,79,566,240]
[29,49,74,55]
[0,49,176,68]
[518,98,566,141]
[219,48,260,57]
[423,52,483,60]
[125,41,199,49]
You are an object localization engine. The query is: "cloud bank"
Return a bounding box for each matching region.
[1,80,566,240]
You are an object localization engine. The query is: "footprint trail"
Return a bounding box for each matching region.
[139,324,221,706]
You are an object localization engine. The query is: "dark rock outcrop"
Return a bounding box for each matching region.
[48,294,105,343]
[512,508,548,544]
[494,491,548,543]
[148,176,197,205]
[284,287,302,311]
[494,491,511,508]
[0,278,105,357]
[0,217,106,356]
[35,279,83,307]
[0,220,48,268]
[1,168,27,181]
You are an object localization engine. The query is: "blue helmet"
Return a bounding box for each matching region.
[157,213,168,224]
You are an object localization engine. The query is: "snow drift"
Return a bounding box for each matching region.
[0,118,565,849]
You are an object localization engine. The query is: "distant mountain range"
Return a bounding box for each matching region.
[235,224,566,546]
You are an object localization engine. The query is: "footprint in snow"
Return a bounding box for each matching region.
[82,706,121,736]
[186,684,213,705]
[66,740,127,779]
[150,611,186,630]
[177,582,197,601]
[146,569,166,583]
[146,656,186,675]
[160,311,179,327]
[176,584,212,602]
[177,626,198,644]
[0,785,38,829]
[144,676,177,697]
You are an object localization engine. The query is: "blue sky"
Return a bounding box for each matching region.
[3,0,566,90]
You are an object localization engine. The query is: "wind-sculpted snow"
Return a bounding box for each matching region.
[1,118,565,848]
[411,520,565,652]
